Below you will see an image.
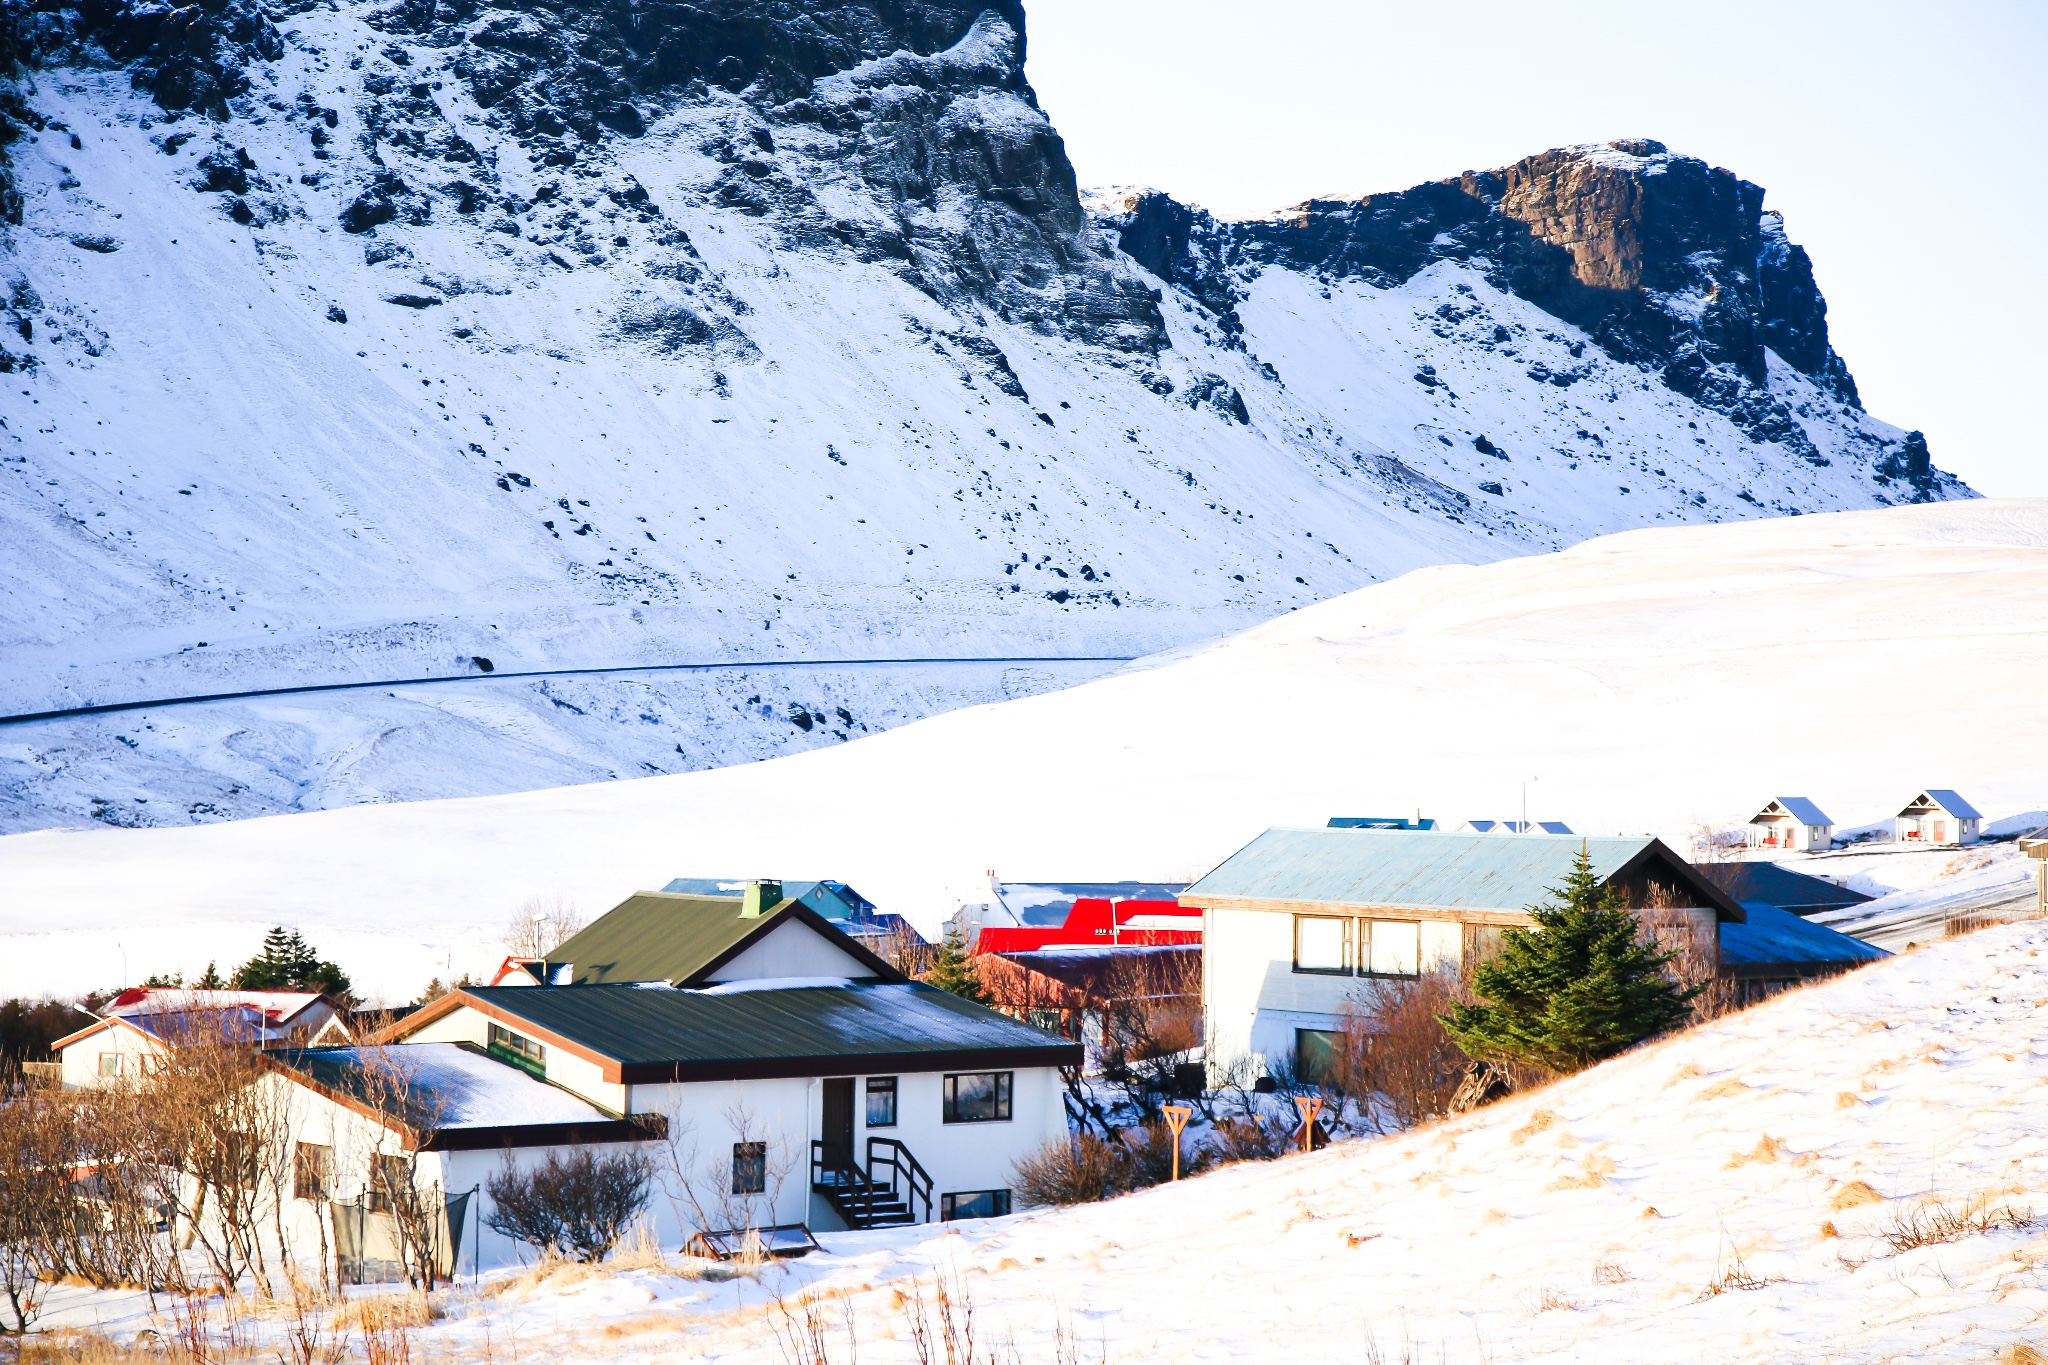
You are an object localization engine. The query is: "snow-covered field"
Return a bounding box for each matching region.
[1,497,2042,1001]
[38,920,2048,1363]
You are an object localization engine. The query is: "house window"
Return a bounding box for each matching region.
[1362,919,1421,977]
[1466,925,1507,968]
[940,1189,1011,1221]
[865,1077,898,1128]
[1293,915,1350,974]
[294,1143,332,1201]
[98,1052,123,1078]
[487,1022,546,1070]
[139,1054,168,1077]
[1295,1028,1345,1088]
[732,1141,767,1195]
[368,1155,410,1213]
[942,1072,1012,1123]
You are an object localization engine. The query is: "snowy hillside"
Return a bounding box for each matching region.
[42,920,2048,1363]
[0,0,1967,832]
[1,498,2040,1000]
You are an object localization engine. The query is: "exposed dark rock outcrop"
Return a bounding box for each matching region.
[1093,140,1888,463]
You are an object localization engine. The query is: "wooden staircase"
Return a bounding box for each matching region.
[811,1137,933,1230]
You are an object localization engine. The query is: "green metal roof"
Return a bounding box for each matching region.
[1183,828,1742,920]
[544,892,897,986]
[460,983,1081,1083]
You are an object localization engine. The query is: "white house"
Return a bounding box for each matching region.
[53,989,349,1087]
[1181,828,1747,1082]
[1746,797,1835,853]
[1894,790,1982,846]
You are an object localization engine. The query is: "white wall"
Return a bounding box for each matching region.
[401,1003,626,1112]
[703,919,880,982]
[59,1023,165,1089]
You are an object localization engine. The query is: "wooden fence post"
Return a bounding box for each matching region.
[1161,1104,1193,1181]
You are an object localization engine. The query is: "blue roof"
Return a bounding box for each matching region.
[1692,861,1871,914]
[1327,817,1437,830]
[1719,902,1888,967]
[1919,790,1983,820]
[1758,796,1833,826]
[660,878,878,920]
[1183,828,1732,918]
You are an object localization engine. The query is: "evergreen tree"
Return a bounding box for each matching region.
[923,923,986,1003]
[195,961,224,990]
[1442,846,1698,1075]
[232,927,353,1000]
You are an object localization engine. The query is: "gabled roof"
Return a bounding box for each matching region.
[660,877,879,920]
[1692,862,1872,915]
[1905,789,1983,820]
[394,983,1082,1084]
[992,881,1190,927]
[103,988,330,1025]
[1182,829,1744,921]
[543,891,904,987]
[1754,797,1833,826]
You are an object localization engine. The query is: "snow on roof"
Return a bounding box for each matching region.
[277,1043,611,1129]
[105,988,327,1024]
[1718,903,1888,967]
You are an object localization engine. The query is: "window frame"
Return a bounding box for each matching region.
[864,1076,898,1129]
[939,1189,1012,1221]
[294,1142,333,1201]
[368,1153,411,1214]
[1295,1027,1345,1088]
[1291,914,1352,975]
[731,1140,768,1195]
[97,1052,124,1078]
[1361,918,1422,979]
[487,1022,547,1072]
[941,1071,1013,1124]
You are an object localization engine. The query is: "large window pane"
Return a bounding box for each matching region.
[732,1141,767,1194]
[943,1072,1013,1123]
[865,1076,898,1128]
[940,1189,1012,1220]
[1367,919,1420,977]
[1293,916,1349,973]
[1295,1028,1344,1087]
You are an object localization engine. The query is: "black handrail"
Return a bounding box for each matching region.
[865,1137,934,1225]
[810,1139,867,1193]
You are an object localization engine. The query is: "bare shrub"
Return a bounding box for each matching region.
[1880,1195,2033,1252]
[350,1047,454,1291]
[503,895,586,959]
[0,1092,65,1334]
[1332,970,1474,1131]
[774,1286,857,1365]
[871,919,935,979]
[485,1147,655,1262]
[653,1102,796,1245]
[1013,1133,1124,1208]
[1205,1113,1294,1165]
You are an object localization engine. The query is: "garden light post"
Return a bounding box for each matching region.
[1295,1094,1324,1154]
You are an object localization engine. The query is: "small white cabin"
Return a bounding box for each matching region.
[1747,798,1834,853]
[1894,790,1981,846]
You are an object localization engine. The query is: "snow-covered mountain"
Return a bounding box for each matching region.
[0,0,1968,832]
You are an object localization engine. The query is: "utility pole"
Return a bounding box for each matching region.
[1522,777,1538,834]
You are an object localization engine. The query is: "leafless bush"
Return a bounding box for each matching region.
[1205,1113,1295,1165]
[1637,888,1746,1027]
[483,1147,655,1263]
[1332,970,1475,1132]
[1012,1133,1126,1208]
[871,919,935,979]
[1880,1195,2034,1252]
[503,894,586,959]
[0,1093,64,1334]
[774,1286,857,1365]
[654,1102,796,1245]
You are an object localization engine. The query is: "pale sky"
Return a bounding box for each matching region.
[1024,1,2047,497]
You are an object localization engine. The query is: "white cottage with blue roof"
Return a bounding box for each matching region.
[1181,828,1881,1082]
[1893,790,1982,846]
[1746,797,1835,852]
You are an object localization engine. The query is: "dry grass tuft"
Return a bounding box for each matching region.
[7,1330,184,1363]
[1880,1195,2034,1252]
[1639,1205,1661,1219]
[1835,1091,1861,1109]
[2000,1346,2047,1365]
[1699,1076,1752,1101]
[1819,1220,1840,1239]
[1727,1134,1788,1168]
[1547,1153,1617,1192]
[1829,1180,1885,1211]
[1695,1252,1784,1300]
[1591,1258,1630,1285]
[336,1292,438,1332]
[1509,1109,1559,1145]
[1534,1287,1583,1313]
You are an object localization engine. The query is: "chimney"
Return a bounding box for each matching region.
[741,880,782,918]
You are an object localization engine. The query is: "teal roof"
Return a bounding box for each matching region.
[1183,828,1740,919]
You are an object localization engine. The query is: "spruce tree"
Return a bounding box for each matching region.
[924,923,986,1003]
[1442,846,1698,1075]
[232,926,352,1000]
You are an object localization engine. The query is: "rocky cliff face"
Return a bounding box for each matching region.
[0,0,1968,832]
[1098,140,1942,498]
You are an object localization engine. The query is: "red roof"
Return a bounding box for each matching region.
[973,898,1201,954]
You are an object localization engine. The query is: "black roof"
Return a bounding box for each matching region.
[458,983,1081,1083]
[1692,861,1872,916]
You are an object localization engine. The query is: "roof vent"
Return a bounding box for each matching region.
[741,880,783,918]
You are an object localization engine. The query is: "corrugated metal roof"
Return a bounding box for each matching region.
[274,1042,612,1129]
[461,983,1080,1073]
[1720,903,1888,967]
[1920,789,1984,820]
[546,891,825,985]
[1759,796,1834,826]
[1694,862,1870,914]
[1182,828,1694,914]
